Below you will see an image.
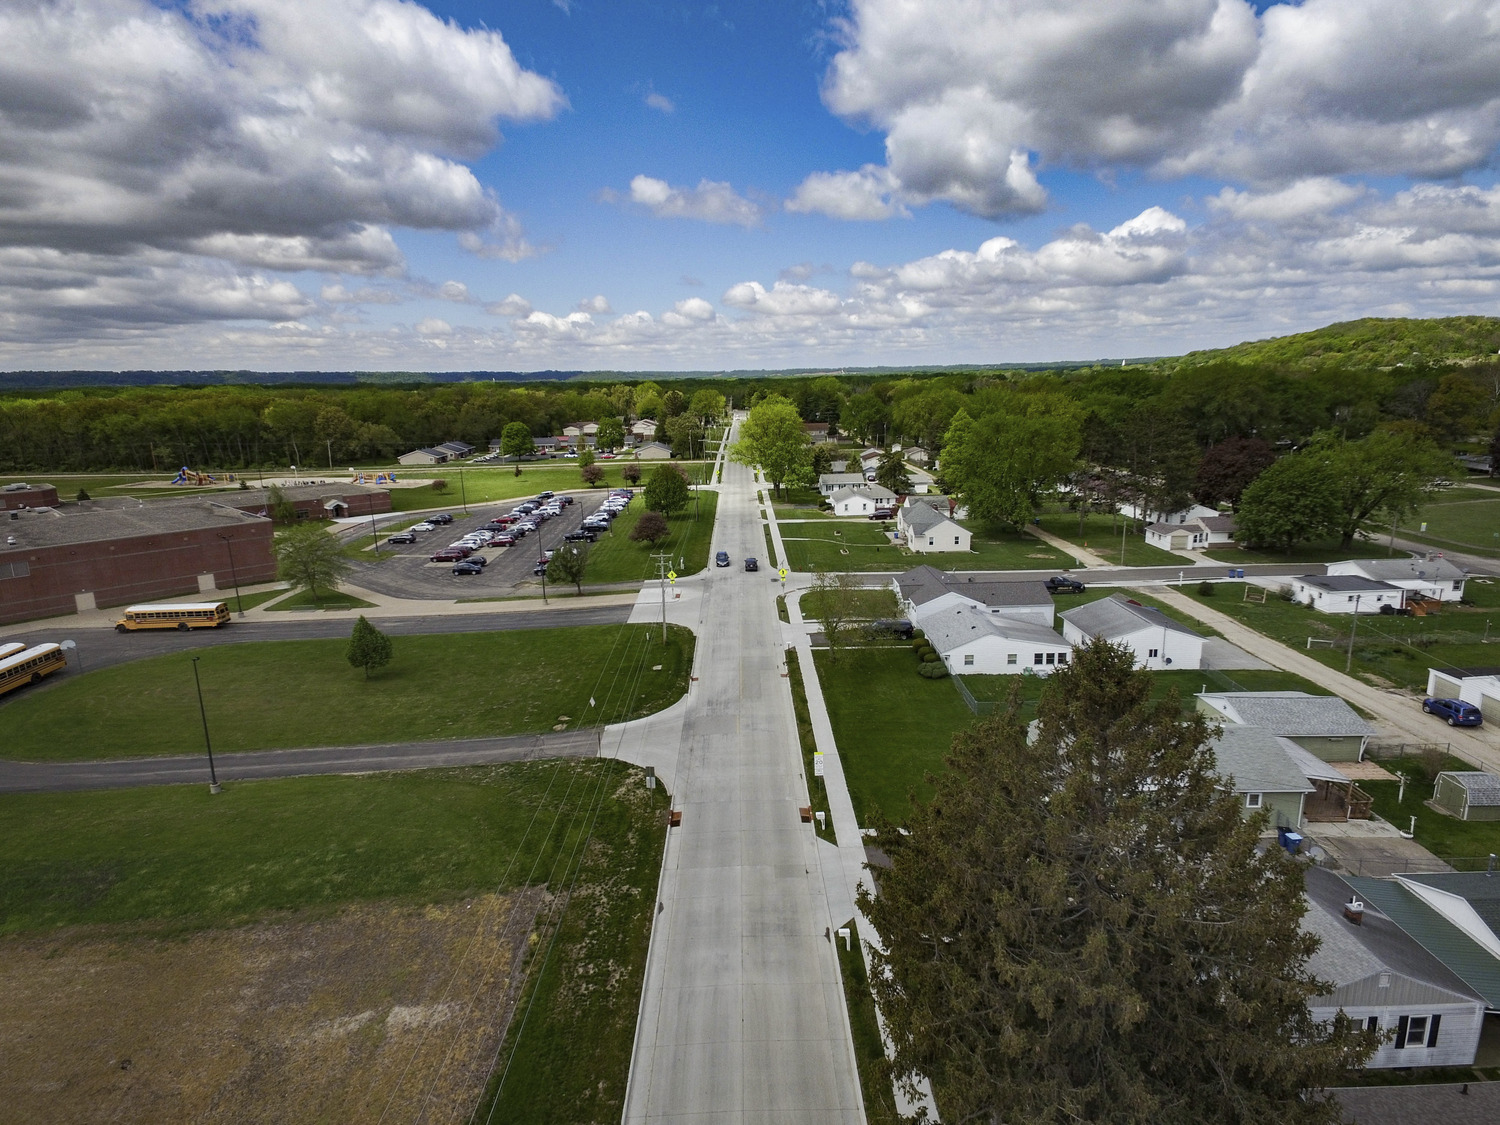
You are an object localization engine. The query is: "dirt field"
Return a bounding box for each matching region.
[0,890,544,1124]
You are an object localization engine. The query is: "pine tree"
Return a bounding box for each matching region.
[863,639,1374,1124]
[345,615,393,678]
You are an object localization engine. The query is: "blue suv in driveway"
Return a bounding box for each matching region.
[1422,697,1483,727]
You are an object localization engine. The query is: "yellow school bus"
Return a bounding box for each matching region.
[0,643,68,698]
[115,601,231,632]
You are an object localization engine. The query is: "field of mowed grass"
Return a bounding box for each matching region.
[1035,511,1188,567]
[1179,580,1500,691]
[1395,485,1500,557]
[0,624,694,761]
[776,520,1073,573]
[384,461,713,513]
[0,760,668,1124]
[1364,757,1500,863]
[1203,538,1396,565]
[582,490,718,583]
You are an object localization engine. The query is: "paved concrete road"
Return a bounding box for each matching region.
[623,429,864,1122]
[0,729,601,794]
[0,606,630,681]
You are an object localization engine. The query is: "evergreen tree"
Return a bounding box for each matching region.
[873,448,912,494]
[864,639,1374,1124]
[345,615,393,678]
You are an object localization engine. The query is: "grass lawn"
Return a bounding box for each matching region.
[382,462,709,513]
[0,760,667,1123]
[221,587,290,612]
[958,667,1334,722]
[785,649,833,842]
[771,486,830,517]
[0,624,694,761]
[1036,512,1189,567]
[779,522,904,572]
[962,525,1073,571]
[1203,538,1395,565]
[837,919,902,1125]
[263,588,376,611]
[800,587,900,624]
[1392,486,1500,557]
[1178,582,1500,692]
[1363,755,1500,863]
[582,490,718,583]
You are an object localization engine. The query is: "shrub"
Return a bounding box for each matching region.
[1198,581,1216,596]
[75,489,90,501]
[917,662,949,679]
[921,650,939,663]
[431,479,449,494]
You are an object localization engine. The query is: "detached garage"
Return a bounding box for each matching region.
[1433,772,1500,821]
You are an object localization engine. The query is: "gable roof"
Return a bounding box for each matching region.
[1347,875,1500,1008]
[1060,593,1204,641]
[1337,557,1468,583]
[896,565,1051,610]
[819,472,868,489]
[830,485,897,505]
[1197,691,1376,737]
[1399,872,1500,947]
[1305,867,1487,1002]
[901,503,957,535]
[1207,726,1315,795]
[1294,574,1403,594]
[921,603,1069,654]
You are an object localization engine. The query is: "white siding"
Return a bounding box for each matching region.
[1310,1002,1485,1069]
[1061,620,1204,670]
[943,637,1072,675]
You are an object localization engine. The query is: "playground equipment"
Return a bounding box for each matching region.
[170,467,221,486]
[352,472,398,485]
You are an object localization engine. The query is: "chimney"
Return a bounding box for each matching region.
[1343,898,1364,925]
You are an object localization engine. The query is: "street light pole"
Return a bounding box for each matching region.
[191,656,221,794]
[459,465,468,514]
[1346,594,1362,672]
[218,534,245,617]
[369,507,380,557]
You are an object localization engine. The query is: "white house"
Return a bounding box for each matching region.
[898,499,971,553]
[903,446,930,466]
[923,602,1073,675]
[633,441,673,460]
[631,419,659,439]
[829,485,897,517]
[1304,867,1488,1070]
[1327,557,1468,602]
[1426,668,1500,725]
[1059,594,1206,670]
[904,464,936,494]
[1144,514,1236,551]
[896,565,1054,628]
[1289,574,1405,614]
[818,472,870,497]
[1119,501,1219,525]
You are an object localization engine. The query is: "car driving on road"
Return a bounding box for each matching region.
[744,557,758,571]
[1045,576,1086,593]
[715,551,730,566]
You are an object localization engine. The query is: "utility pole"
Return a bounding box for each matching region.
[191,657,221,794]
[1346,594,1362,672]
[651,550,673,645]
[326,438,333,470]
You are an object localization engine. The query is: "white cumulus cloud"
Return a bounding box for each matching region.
[617,175,765,227]
[786,165,908,221]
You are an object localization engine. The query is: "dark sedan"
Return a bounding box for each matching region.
[451,560,484,575]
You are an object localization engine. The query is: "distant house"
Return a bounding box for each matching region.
[896,565,1054,627]
[633,441,673,460]
[1119,501,1219,525]
[532,436,561,455]
[922,602,1073,676]
[1328,557,1468,602]
[1207,725,1315,829]
[818,472,870,496]
[631,418,659,439]
[803,422,830,443]
[1426,668,1500,725]
[898,499,970,553]
[1304,867,1488,1070]
[830,485,897,517]
[1195,691,1375,761]
[1289,574,1405,614]
[1144,514,1236,552]
[398,447,450,466]
[434,441,473,460]
[903,446,930,466]
[1059,593,1206,670]
[904,464,936,494]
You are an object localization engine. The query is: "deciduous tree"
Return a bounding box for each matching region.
[644,463,690,515]
[621,461,642,485]
[688,388,726,426]
[940,405,1080,528]
[629,510,670,545]
[345,615,393,678]
[595,416,625,451]
[864,639,1375,1124]
[1194,436,1276,509]
[273,525,351,605]
[730,394,810,499]
[1313,429,1452,546]
[1234,454,1339,552]
[500,421,532,475]
[581,463,604,487]
[546,541,589,593]
[809,569,860,662]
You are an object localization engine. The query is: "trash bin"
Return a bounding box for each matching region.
[1278,829,1303,856]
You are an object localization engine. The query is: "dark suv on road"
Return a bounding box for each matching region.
[1045,576,1085,593]
[744,557,759,571]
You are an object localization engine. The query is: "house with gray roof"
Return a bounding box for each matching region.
[1305,866,1488,1068]
[897,498,970,553]
[1289,573,1406,614]
[1328,557,1469,602]
[829,484,897,516]
[895,565,1054,627]
[1059,593,1206,670]
[1207,726,1315,829]
[921,602,1072,676]
[818,472,871,496]
[1145,514,1236,552]
[398,446,452,466]
[1195,691,1375,761]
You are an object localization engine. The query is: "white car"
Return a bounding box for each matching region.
[411,522,436,532]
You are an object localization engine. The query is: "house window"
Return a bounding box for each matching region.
[1148,648,1159,658]
[963,654,974,666]
[1007,653,1017,665]
[1045,653,1055,665]
[1244,793,1262,809]
[953,536,960,545]
[1034,653,1044,665]
[1366,1016,1379,1033]
[1057,652,1068,664]
[927,537,934,546]
[1404,1016,1429,1047]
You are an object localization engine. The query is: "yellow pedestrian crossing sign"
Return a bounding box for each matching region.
[777,567,788,580]
[667,570,677,583]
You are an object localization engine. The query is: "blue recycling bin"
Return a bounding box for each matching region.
[1278,829,1303,855]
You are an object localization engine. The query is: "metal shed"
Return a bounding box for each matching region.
[1433,771,1500,821]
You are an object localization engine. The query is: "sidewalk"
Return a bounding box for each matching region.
[1143,585,1500,772]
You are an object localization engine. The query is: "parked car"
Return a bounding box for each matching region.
[869,507,896,520]
[869,618,915,639]
[533,561,550,576]
[411,522,436,532]
[491,533,516,546]
[564,530,597,542]
[715,550,730,567]
[1422,698,1483,727]
[452,560,484,575]
[744,557,759,571]
[430,547,469,561]
[1046,576,1086,594]
[536,491,554,500]
[386,532,416,544]
[429,513,454,524]
[558,495,574,506]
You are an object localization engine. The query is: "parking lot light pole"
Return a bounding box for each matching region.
[191,656,222,795]
[369,508,380,557]
[217,533,245,617]
[458,466,468,514]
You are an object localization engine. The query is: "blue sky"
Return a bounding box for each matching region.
[4,0,1500,370]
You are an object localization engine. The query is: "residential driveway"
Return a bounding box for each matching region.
[1199,637,1273,671]
[620,428,864,1123]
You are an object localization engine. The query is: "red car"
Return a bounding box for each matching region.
[430,547,470,561]
[491,533,516,546]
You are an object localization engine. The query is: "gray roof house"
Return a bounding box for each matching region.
[1305,866,1488,1068]
[829,484,897,516]
[921,602,1072,676]
[1195,691,1375,761]
[397,446,451,466]
[896,565,1054,626]
[897,499,971,553]
[1059,593,1206,671]
[818,472,871,496]
[1207,725,1315,829]
[1289,574,1406,614]
[1328,557,1469,602]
